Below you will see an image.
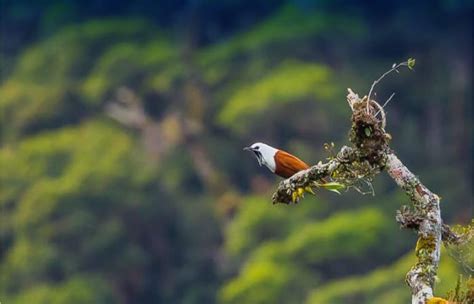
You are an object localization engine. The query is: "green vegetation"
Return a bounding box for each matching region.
[198,4,364,67]
[218,61,338,132]
[306,249,460,304]
[0,1,472,303]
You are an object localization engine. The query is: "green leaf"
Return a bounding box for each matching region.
[364,127,372,137]
[318,182,346,192]
[407,58,416,70]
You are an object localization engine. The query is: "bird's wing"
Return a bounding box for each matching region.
[274,150,310,178]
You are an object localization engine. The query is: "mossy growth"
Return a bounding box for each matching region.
[412,235,439,288]
[415,236,437,256]
[349,98,390,167]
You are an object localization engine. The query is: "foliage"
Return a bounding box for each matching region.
[0,19,173,139]
[306,249,460,304]
[445,275,474,303]
[0,122,220,303]
[198,4,364,67]
[220,206,415,304]
[9,276,114,304]
[218,61,338,133]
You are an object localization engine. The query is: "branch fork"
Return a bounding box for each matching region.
[271,65,457,302]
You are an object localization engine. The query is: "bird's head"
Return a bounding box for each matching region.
[243,142,277,170]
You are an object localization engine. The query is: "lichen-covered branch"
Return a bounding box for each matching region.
[272,146,356,204]
[271,67,452,302]
[396,206,463,246]
[385,153,442,303]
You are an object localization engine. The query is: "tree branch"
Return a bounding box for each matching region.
[272,146,357,204]
[272,69,452,302]
[385,152,442,303]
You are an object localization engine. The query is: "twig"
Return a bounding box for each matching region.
[366,61,410,113]
[374,92,395,117]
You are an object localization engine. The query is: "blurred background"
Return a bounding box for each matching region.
[0,0,472,303]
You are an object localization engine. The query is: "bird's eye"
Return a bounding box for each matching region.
[255,146,260,150]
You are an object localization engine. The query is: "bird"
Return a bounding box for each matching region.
[244,142,344,203]
[243,142,310,178]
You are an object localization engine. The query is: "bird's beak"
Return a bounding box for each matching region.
[243,146,263,166]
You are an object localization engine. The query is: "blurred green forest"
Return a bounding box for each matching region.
[0,1,472,303]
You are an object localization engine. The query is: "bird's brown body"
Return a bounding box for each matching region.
[274,150,310,178]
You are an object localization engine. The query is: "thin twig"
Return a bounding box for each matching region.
[366,61,409,113]
[374,92,395,117]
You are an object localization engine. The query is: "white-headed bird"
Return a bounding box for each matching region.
[244,142,344,203]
